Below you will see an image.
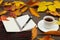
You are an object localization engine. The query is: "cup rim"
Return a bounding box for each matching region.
[43,16,55,23]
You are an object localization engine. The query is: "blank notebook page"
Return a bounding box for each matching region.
[22,19,36,31]
[2,17,20,32]
[16,15,30,28]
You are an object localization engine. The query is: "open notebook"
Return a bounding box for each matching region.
[2,15,36,32]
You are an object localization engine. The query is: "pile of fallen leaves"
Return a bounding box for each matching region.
[0,0,60,20]
[0,0,40,21]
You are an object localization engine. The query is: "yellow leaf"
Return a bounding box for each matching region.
[11,10,21,16]
[54,18,60,25]
[48,5,56,11]
[0,10,7,15]
[0,0,3,5]
[32,26,37,40]
[45,2,53,5]
[54,1,60,8]
[13,1,25,9]
[38,1,46,6]
[4,2,12,6]
[38,5,47,12]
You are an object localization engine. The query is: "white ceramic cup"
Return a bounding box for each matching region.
[43,16,55,28]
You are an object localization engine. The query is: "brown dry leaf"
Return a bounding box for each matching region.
[29,8,40,17]
[10,10,21,16]
[0,15,8,21]
[26,0,39,6]
[46,11,60,16]
[9,13,17,18]
[4,5,17,11]
[32,26,37,40]
[38,35,55,40]
[4,5,12,11]
[20,7,28,13]
[30,2,39,7]
[0,10,7,15]
[44,31,60,36]
[20,4,26,9]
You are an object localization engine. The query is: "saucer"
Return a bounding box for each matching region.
[38,20,59,32]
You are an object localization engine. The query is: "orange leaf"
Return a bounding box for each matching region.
[20,7,28,13]
[39,35,55,40]
[32,26,37,40]
[26,0,39,6]
[10,10,21,16]
[1,15,8,21]
[46,11,60,16]
[44,31,60,36]
[29,8,40,17]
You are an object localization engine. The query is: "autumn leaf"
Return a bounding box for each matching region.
[29,8,40,17]
[30,2,39,7]
[38,35,55,40]
[48,5,56,12]
[54,1,60,8]
[10,10,21,16]
[0,10,7,15]
[32,26,37,40]
[0,15,8,21]
[37,1,56,12]
[46,11,60,16]
[0,0,3,5]
[20,7,28,13]
[4,2,12,6]
[54,18,60,25]
[37,5,47,12]
[12,1,25,9]
[26,0,39,6]
[9,13,17,18]
[44,31,60,36]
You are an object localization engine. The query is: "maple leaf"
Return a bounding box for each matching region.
[32,26,37,40]
[38,35,55,40]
